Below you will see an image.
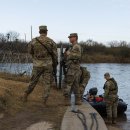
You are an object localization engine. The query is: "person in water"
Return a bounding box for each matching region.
[103,72,118,124]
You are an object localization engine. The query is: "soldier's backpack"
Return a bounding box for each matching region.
[80,67,90,87]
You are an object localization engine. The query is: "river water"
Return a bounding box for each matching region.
[83,63,130,130]
[0,63,130,129]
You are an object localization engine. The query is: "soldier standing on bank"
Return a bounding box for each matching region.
[64,33,82,105]
[103,73,118,124]
[22,25,58,105]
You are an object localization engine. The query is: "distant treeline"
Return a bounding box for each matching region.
[58,40,130,63]
[0,31,130,63]
[0,31,28,53]
[0,41,28,53]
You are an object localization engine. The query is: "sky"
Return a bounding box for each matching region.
[0,0,130,43]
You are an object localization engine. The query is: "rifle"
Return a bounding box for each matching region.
[59,44,70,89]
[59,43,63,89]
[35,38,57,87]
[53,64,57,87]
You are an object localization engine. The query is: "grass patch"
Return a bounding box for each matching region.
[0,73,66,130]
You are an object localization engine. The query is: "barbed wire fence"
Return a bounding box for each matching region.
[0,41,32,76]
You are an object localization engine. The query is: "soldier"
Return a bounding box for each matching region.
[64,33,82,105]
[103,73,118,124]
[22,25,58,105]
[80,67,90,97]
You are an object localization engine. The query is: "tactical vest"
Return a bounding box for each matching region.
[104,78,118,95]
[68,44,81,63]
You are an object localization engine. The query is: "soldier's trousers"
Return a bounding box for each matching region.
[25,66,52,99]
[106,101,118,119]
[64,67,81,98]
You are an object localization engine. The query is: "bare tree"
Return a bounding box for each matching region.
[109,41,129,47]
[0,33,6,42]
[119,41,128,47]
[6,31,20,42]
[109,41,119,47]
[128,43,130,48]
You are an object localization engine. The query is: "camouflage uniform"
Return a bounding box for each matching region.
[25,26,58,101]
[104,77,118,123]
[64,33,82,103]
[80,67,90,96]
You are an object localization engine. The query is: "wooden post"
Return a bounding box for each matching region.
[31,26,33,41]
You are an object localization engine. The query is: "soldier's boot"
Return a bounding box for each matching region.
[22,93,29,103]
[64,97,70,106]
[75,97,82,105]
[112,118,117,124]
[105,117,112,124]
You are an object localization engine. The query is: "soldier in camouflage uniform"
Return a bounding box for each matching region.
[80,67,90,97]
[64,33,82,105]
[22,25,58,105]
[103,73,118,124]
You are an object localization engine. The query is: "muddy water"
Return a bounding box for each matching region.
[82,63,130,130]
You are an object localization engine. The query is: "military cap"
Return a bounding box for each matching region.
[39,25,48,31]
[68,33,78,38]
[104,72,110,77]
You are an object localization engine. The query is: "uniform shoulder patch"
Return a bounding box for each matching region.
[106,81,111,87]
[46,36,53,42]
[31,38,37,45]
[45,37,56,46]
[73,44,81,51]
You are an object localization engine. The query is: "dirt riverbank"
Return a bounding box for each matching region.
[0,76,66,130]
[0,74,126,130]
